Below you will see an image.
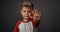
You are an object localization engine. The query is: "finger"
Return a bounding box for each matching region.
[35,9,39,13]
[36,9,39,13]
[32,10,34,15]
[34,8,37,13]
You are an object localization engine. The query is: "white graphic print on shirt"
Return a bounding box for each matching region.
[18,21,34,32]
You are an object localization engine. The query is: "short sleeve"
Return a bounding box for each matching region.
[13,20,22,32]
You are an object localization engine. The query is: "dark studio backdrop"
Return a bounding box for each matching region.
[1,0,60,32]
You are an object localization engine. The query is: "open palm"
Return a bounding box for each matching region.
[32,9,41,21]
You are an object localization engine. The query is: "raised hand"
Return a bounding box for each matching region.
[32,9,41,21]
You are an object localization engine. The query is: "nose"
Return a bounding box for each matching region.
[26,11,28,15]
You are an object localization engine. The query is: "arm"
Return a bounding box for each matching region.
[14,21,21,32]
[32,9,41,27]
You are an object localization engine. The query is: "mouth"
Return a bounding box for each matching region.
[25,16,28,17]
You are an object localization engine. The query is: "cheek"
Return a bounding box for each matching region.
[22,13,25,16]
[21,12,25,17]
[28,13,32,16]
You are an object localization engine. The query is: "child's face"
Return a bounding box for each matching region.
[21,7,32,20]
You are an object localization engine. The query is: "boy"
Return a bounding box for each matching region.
[14,1,41,32]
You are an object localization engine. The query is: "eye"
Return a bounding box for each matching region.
[28,11,31,12]
[24,10,26,12]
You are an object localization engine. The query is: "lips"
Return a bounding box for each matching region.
[25,16,28,17]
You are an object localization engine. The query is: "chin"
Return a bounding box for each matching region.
[23,19,29,22]
[24,17,30,21]
[25,17,29,19]
[25,20,29,21]
[25,18,29,20]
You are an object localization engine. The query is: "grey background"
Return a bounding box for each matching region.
[1,0,60,32]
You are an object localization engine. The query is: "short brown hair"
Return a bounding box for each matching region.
[21,0,34,10]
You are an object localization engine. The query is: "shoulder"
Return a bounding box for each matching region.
[16,20,23,25]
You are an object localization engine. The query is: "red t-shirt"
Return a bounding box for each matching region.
[13,19,40,32]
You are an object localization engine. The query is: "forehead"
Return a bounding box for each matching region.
[22,7,32,10]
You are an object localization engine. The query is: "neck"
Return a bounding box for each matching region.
[23,19,32,23]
